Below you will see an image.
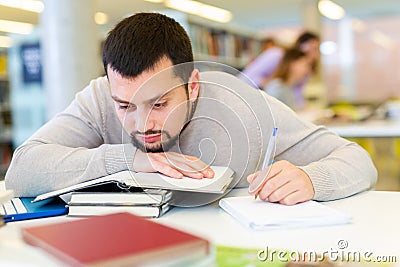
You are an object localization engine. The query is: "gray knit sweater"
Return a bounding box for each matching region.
[5,71,377,200]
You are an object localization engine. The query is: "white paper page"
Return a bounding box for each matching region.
[219,196,352,230]
[130,166,233,191]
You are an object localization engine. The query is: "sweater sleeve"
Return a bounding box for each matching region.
[5,78,137,197]
[269,96,377,201]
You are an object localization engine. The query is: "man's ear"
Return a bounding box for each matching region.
[188,69,200,101]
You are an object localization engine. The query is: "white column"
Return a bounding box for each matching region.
[338,17,355,100]
[301,0,322,33]
[301,0,326,107]
[40,0,101,120]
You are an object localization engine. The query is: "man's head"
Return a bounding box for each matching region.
[103,12,194,81]
[103,13,199,153]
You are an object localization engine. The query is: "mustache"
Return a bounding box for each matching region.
[131,130,172,139]
[132,130,162,135]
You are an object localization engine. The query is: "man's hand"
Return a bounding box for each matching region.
[133,150,214,179]
[247,160,314,205]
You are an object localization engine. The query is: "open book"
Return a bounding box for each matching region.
[219,196,352,230]
[34,166,234,202]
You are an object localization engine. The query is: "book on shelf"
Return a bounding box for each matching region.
[67,189,173,218]
[33,166,234,202]
[189,23,261,68]
[21,212,211,267]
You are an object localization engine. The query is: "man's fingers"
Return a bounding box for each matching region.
[151,160,184,179]
[149,152,215,179]
[247,171,260,183]
[175,163,214,179]
[258,175,291,201]
[263,179,297,203]
[279,190,309,205]
[162,152,213,179]
[253,164,284,192]
[201,167,214,178]
[257,161,315,204]
[256,160,299,197]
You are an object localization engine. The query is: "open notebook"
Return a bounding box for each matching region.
[34,166,234,202]
[219,196,352,230]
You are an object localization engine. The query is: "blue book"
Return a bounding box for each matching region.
[2,197,68,223]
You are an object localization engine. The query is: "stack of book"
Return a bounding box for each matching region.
[33,166,234,218]
[68,188,173,218]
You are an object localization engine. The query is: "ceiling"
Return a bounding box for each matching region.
[1,0,400,34]
[96,0,400,31]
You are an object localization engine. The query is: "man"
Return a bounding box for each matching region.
[5,13,377,206]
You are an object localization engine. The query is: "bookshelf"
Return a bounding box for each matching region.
[155,10,263,70]
[0,49,12,179]
[188,21,263,70]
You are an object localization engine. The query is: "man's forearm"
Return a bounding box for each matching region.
[5,141,136,197]
[301,142,377,201]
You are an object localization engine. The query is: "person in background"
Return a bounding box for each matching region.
[260,37,276,52]
[264,48,312,111]
[240,31,320,90]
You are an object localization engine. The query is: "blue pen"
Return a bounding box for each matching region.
[249,127,278,199]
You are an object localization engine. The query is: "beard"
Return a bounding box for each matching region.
[130,92,197,153]
[130,130,179,153]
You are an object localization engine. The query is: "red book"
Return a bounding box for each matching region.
[21,212,210,266]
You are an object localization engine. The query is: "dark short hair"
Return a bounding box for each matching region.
[294,31,319,48]
[102,12,194,84]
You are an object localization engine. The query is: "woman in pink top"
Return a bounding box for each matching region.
[241,31,320,89]
[263,48,312,111]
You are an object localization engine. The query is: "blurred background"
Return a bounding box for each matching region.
[0,0,399,190]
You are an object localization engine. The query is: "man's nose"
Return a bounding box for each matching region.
[135,108,155,133]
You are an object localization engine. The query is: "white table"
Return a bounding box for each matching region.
[1,182,400,266]
[325,119,400,138]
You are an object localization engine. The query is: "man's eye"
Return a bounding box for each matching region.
[153,102,166,109]
[118,104,135,110]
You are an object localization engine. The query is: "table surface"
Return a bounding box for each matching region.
[324,119,400,138]
[1,183,400,266]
